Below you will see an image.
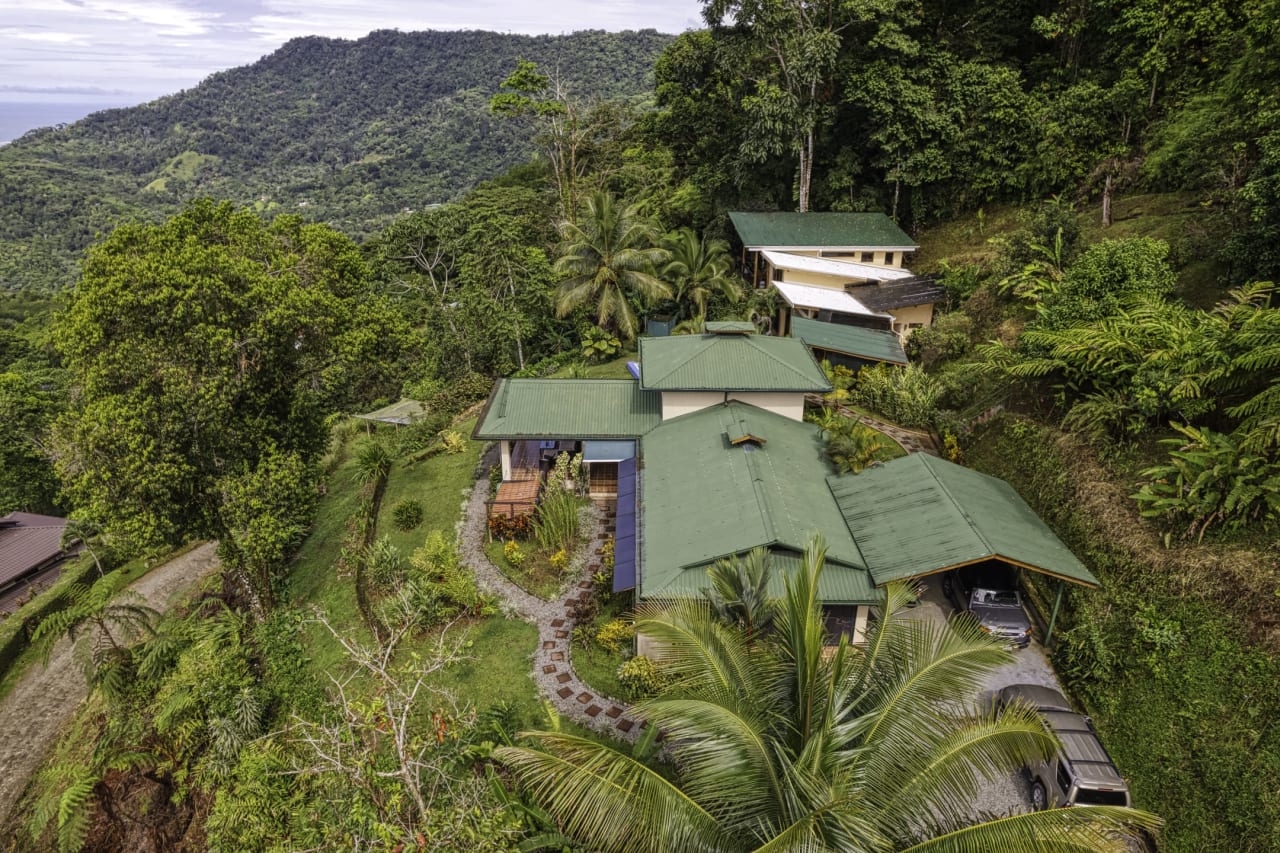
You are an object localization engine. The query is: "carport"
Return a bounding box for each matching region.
[828,453,1099,646]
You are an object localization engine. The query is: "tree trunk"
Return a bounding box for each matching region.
[1102,172,1113,228]
[892,178,901,223]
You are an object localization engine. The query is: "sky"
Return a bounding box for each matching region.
[0,0,704,110]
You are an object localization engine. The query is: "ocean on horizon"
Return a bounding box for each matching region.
[0,101,137,147]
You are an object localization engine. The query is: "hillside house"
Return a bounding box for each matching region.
[0,512,72,615]
[475,325,1097,645]
[729,211,945,356]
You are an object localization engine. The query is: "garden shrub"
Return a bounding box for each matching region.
[549,549,569,572]
[533,490,585,553]
[440,430,467,455]
[849,363,941,429]
[410,532,492,620]
[503,540,526,568]
[487,513,531,540]
[391,499,424,532]
[617,655,670,700]
[365,535,407,589]
[594,619,633,653]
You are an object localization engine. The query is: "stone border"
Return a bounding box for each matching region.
[458,454,641,742]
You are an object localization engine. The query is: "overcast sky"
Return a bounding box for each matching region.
[0,0,704,106]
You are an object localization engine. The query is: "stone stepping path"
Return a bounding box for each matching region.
[458,457,641,742]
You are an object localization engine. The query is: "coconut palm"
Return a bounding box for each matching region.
[826,418,893,474]
[553,191,671,342]
[661,227,744,321]
[497,537,1158,852]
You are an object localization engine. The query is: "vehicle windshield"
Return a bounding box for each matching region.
[974,589,1021,607]
[1073,788,1128,806]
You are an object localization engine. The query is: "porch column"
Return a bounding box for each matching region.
[853,605,870,644]
[1044,579,1065,648]
[500,440,512,481]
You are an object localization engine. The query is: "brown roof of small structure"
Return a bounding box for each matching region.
[0,512,69,590]
[845,276,945,312]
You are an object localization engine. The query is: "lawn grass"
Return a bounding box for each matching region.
[484,540,564,600]
[375,417,483,555]
[549,352,637,379]
[427,615,540,718]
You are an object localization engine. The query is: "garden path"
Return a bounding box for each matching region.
[0,542,222,827]
[458,462,642,743]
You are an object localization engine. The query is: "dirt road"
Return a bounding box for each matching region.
[0,542,221,827]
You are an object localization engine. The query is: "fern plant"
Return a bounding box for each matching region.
[1133,423,1280,541]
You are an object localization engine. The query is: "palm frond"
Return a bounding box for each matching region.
[496,733,734,853]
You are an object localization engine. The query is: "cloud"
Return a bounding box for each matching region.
[2,0,703,106]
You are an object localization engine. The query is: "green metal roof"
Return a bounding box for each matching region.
[827,454,1098,587]
[473,379,661,439]
[355,398,427,425]
[792,317,909,365]
[704,320,757,334]
[730,211,916,250]
[639,402,874,603]
[648,549,878,605]
[639,334,832,392]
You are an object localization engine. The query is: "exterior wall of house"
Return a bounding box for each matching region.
[770,265,864,290]
[889,303,935,340]
[661,391,725,420]
[500,440,512,481]
[726,391,806,421]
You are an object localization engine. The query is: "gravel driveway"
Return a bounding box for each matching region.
[0,542,222,827]
[906,582,1065,816]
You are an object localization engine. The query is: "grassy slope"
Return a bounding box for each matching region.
[291,416,541,715]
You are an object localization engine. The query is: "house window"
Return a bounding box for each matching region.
[860,251,874,263]
[885,251,895,265]
[772,266,784,282]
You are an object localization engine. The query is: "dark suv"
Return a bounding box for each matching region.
[997,683,1132,810]
[942,564,1033,648]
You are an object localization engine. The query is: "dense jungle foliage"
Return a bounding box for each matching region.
[3,1,1280,850]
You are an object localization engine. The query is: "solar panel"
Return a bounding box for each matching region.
[613,457,638,592]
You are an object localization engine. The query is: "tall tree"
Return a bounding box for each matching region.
[703,0,852,212]
[498,538,1158,851]
[553,191,671,342]
[51,200,397,567]
[0,371,60,514]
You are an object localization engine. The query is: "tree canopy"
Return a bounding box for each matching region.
[52,200,399,562]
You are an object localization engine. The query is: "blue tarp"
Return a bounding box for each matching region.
[627,361,641,379]
[613,457,638,592]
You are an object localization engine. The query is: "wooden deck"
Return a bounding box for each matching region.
[492,474,540,519]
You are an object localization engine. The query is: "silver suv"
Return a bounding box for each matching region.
[997,683,1132,810]
[942,564,1033,648]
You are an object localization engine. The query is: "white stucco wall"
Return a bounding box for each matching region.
[727,391,806,421]
[661,391,726,420]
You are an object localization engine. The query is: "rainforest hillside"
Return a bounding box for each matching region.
[0,28,673,291]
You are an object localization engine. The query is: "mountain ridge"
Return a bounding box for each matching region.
[0,28,675,291]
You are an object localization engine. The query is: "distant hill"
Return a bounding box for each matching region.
[0,28,674,291]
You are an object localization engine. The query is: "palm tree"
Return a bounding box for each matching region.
[826,418,893,474]
[497,538,1158,852]
[554,192,671,342]
[661,227,744,321]
[703,547,775,642]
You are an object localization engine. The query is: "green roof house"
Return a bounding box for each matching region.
[728,211,944,363]
[474,323,1097,646]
